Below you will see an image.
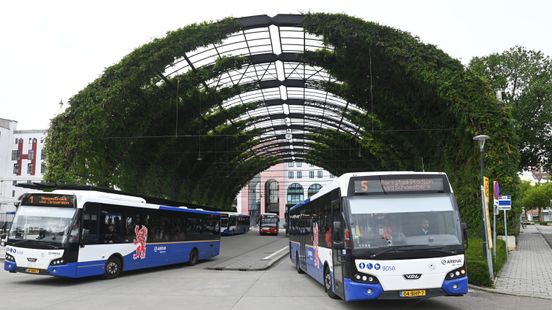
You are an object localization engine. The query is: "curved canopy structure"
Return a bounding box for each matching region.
[45,13,519,225]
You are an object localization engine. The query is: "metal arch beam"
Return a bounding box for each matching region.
[241,112,358,134]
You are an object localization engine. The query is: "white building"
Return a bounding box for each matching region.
[0,118,47,221]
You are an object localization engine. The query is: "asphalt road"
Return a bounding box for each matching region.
[1,232,550,310]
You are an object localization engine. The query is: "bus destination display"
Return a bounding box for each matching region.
[352,177,445,194]
[21,194,76,208]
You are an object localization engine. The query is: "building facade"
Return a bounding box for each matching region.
[0,118,47,227]
[237,162,334,225]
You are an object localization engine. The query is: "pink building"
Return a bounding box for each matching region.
[237,162,333,226]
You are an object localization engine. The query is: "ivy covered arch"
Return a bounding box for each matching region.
[45,13,519,230]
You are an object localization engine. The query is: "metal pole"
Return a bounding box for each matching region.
[504,209,508,259]
[493,200,497,258]
[479,143,495,280]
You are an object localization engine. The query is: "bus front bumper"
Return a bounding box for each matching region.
[343,276,468,301]
[4,260,79,278]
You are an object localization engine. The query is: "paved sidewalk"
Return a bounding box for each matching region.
[494,225,552,299]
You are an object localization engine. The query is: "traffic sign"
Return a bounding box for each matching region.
[493,181,500,199]
[498,195,511,211]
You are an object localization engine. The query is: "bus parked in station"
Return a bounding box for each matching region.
[220,212,250,236]
[289,172,468,301]
[4,185,220,279]
[259,213,279,235]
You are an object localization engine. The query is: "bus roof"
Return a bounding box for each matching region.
[18,188,220,216]
[294,171,450,210]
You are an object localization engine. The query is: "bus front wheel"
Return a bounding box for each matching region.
[103,256,122,279]
[324,266,338,299]
[188,249,199,266]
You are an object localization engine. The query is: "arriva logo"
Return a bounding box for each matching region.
[403,273,422,280]
[441,259,462,265]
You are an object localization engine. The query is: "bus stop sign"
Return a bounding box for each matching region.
[498,195,511,211]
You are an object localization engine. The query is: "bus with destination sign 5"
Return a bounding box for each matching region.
[288,172,468,301]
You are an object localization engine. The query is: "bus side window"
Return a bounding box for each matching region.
[82,212,99,244]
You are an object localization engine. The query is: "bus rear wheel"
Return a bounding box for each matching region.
[103,256,122,279]
[188,249,199,266]
[324,267,338,299]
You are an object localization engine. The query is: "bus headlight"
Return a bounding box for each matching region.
[445,266,467,280]
[5,254,15,261]
[50,258,64,266]
[353,273,379,284]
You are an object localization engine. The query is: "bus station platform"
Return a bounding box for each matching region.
[206,232,289,271]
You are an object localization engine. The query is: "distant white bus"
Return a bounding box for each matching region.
[289,172,468,301]
[4,186,220,279]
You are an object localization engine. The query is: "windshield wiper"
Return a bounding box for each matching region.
[10,239,60,249]
[369,245,458,258]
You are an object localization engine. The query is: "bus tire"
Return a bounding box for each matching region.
[296,253,303,274]
[188,248,199,266]
[103,256,122,279]
[324,266,339,299]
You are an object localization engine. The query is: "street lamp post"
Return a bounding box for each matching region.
[473,134,494,280]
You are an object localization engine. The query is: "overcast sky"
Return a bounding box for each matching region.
[1,0,550,130]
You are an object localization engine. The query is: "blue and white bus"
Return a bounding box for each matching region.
[289,172,468,301]
[220,212,250,236]
[4,186,220,279]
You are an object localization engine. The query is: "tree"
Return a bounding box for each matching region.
[521,182,552,221]
[469,46,552,172]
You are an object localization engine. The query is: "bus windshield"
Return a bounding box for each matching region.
[261,216,278,226]
[8,205,78,248]
[347,194,462,249]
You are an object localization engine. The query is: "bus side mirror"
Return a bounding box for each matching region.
[461,223,468,248]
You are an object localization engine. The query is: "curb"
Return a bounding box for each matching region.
[208,249,289,271]
[468,284,552,300]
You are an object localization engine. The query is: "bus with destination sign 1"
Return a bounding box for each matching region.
[4,184,220,279]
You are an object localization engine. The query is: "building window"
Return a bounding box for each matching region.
[288,171,294,179]
[41,162,46,174]
[288,162,294,167]
[297,171,302,179]
[11,150,20,160]
[287,183,304,204]
[12,190,15,197]
[308,184,322,197]
[265,180,279,205]
[28,150,34,160]
[297,162,302,167]
[317,170,323,178]
[309,171,314,178]
[15,138,18,144]
[13,163,19,174]
[27,163,33,174]
[41,151,46,160]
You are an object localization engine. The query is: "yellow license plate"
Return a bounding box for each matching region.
[400,290,426,297]
[25,268,40,274]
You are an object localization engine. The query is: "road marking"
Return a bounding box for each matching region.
[262,246,288,260]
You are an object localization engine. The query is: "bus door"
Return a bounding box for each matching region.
[331,199,345,298]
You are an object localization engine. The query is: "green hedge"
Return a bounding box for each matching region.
[466,237,507,287]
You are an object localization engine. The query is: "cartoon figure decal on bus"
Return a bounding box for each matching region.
[133,225,148,260]
[313,222,320,269]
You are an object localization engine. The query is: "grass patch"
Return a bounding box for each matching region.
[465,237,507,287]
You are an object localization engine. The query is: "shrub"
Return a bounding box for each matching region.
[465,237,507,287]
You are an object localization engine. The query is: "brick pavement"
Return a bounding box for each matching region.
[494,225,552,299]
